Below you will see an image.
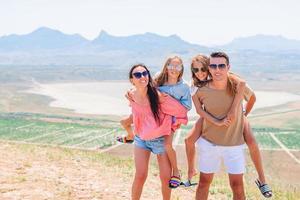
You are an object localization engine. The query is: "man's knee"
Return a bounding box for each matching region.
[199,174,213,188]
[229,178,244,191]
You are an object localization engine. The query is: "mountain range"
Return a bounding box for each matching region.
[0,27,299,82]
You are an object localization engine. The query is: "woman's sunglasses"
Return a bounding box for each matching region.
[132,71,149,79]
[191,67,207,73]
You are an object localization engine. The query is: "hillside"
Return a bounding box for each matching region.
[1,141,300,200]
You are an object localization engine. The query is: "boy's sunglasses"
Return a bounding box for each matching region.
[167,64,183,71]
[209,64,227,70]
[192,67,207,73]
[132,71,149,79]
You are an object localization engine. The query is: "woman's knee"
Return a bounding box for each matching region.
[134,171,148,183]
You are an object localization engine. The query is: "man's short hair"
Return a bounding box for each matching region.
[210,52,230,65]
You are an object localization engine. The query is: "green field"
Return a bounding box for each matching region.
[1,112,300,151]
[0,113,122,149]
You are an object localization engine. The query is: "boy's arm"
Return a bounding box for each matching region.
[192,94,230,127]
[227,73,246,121]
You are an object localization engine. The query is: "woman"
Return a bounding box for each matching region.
[128,64,187,200]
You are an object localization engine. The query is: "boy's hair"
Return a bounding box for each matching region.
[155,56,184,87]
[210,51,230,65]
[210,51,236,95]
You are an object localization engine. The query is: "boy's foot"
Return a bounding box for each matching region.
[116,136,134,144]
[255,179,272,198]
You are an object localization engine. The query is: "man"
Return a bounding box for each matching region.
[194,52,253,200]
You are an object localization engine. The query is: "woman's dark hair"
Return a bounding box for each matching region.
[129,64,161,123]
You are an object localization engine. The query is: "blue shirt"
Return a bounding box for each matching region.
[158,79,192,110]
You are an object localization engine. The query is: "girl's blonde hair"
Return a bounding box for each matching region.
[191,54,211,88]
[155,56,184,87]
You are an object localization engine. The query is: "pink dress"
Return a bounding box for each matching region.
[130,94,188,140]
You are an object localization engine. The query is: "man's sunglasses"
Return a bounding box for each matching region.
[132,71,149,79]
[191,67,207,73]
[209,64,227,70]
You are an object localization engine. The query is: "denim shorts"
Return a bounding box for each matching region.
[134,135,165,155]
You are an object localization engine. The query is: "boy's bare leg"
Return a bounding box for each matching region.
[229,174,246,200]
[196,172,214,200]
[120,114,134,140]
[244,119,266,183]
[185,118,203,180]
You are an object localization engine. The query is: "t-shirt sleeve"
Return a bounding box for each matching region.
[243,84,254,101]
[180,85,192,110]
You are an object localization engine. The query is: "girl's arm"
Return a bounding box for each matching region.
[180,85,192,111]
[192,94,230,127]
[159,93,188,121]
[244,93,256,116]
[227,73,246,121]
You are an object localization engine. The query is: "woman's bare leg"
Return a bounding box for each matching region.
[132,146,151,200]
[157,152,172,200]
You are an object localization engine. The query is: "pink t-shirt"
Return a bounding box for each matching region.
[130,94,188,140]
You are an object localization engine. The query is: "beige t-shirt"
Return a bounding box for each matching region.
[195,84,254,146]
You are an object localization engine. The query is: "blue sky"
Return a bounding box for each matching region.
[1,0,299,46]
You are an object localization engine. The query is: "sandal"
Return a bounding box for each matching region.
[169,175,181,189]
[180,179,198,187]
[255,179,272,198]
[116,136,134,144]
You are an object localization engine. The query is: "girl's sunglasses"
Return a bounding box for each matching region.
[192,67,207,73]
[167,64,183,71]
[132,71,148,79]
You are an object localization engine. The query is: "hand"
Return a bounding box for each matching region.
[214,118,231,127]
[125,89,134,101]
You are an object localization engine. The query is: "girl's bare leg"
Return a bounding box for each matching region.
[185,118,203,180]
[164,134,180,177]
[120,114,134,140]
[244,119,266,183]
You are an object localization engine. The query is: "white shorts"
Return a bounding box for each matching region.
[197,137,245,174]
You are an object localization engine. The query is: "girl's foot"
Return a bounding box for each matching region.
[188,168,197,180]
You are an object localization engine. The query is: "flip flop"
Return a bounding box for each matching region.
[180,180,198,187]
[116,136,134,144]
[255,179,272,198]
[169,175,181,189]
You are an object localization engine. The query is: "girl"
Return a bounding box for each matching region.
[185,54,272,198]
[155,56,192,188]
[128,63,188,200]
